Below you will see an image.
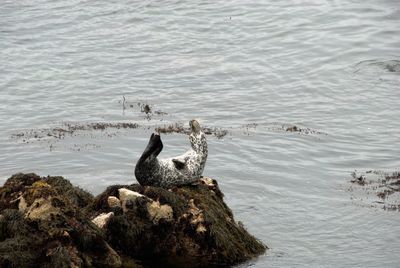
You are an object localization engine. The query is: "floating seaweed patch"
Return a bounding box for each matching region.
[239,122,328,137]
[347,170,400,211]
[10,120,229,152]
[10,120,324,148]
[283,124,327,135]
[117,96,169,121]
[10,122,140,143]
[354,59,400,74]
[155,123,228,139]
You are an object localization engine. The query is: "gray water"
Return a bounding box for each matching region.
[1,0,400,267]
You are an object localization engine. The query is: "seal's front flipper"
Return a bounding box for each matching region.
[172,159,185,170]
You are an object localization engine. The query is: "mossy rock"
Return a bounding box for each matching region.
[91,178,267,267]
[0,173,266,267]
[0,173,124,267]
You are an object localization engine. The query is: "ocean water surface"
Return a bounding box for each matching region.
[1,0,400,267]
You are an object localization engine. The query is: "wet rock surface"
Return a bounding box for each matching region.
[0,173,266,267]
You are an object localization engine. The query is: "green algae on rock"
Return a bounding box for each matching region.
[0,173,266,267]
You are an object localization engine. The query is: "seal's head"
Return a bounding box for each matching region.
[189,119,207,153]
[190,119,201,133]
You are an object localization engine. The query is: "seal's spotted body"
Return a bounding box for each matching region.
[135,120,208,187]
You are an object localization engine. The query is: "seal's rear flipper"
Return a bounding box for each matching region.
[138,133,163,162]
[150,134,163,158]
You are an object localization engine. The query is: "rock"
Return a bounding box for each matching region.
[118,188,144,200]
[118,188,145,212]
[92,178,267,267]
[0,173,266,267]
[0,173,126,268]
[146,200,173,224]
[17,196,27,212]
[200,176,215,186]
[199,176,224,198]
[187,198,204,225]
[24,197,60,220]
[92,212,114,229]
[107,196,121,208]
[103,242,122,267]
[196,223,207,234]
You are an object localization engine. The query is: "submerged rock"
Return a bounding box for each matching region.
[0,173,266,267]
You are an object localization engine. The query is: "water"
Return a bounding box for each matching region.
[1,0,400,266]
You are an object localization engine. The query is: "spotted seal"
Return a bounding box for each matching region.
[135,119,208,187]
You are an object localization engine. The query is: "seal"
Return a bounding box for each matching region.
[135,119,208,187]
